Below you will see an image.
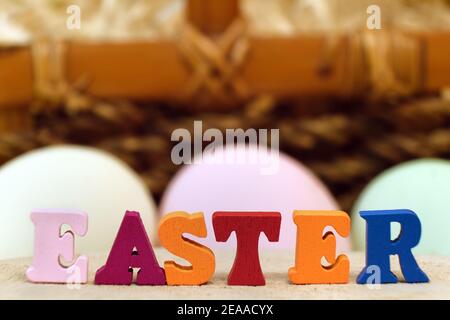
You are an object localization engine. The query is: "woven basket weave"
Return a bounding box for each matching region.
[1,91,450,212]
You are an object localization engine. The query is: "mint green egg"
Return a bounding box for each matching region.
[352,158,450,256]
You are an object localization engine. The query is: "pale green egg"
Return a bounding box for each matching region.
[352,158,450,256]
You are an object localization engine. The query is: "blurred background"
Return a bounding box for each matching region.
[2,0,450,213]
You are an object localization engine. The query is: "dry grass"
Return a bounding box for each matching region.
[2,0,450,44]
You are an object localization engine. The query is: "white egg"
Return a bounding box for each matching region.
[0,145,157,260]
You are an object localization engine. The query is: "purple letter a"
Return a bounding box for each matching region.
[95,211,166,285]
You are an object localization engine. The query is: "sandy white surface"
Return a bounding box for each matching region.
[0,249,449,300]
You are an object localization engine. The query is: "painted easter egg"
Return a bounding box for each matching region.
[160,144,350,253]
[0,145,157,260]
[352,158,450,255]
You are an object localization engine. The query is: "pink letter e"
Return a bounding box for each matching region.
[26,210,88,284]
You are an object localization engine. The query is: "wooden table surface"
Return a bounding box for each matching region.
[0,249,449,300]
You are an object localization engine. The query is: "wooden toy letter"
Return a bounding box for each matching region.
[289,210,350,284]
[159,211,215,285]
[357,209,429,284]
[212,212,281,286]
[95,211,166,285]
[26,210,88,284]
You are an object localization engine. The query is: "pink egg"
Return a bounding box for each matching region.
[159,145,350,253]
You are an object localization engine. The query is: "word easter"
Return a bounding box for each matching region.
[26,209,429,286]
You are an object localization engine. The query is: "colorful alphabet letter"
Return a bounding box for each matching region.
[357,209,429,284]
[289,210,350,284]
[95,211,166,285]
[212,212,281,286]
[159,211,215,285]
[26,209,88,284]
